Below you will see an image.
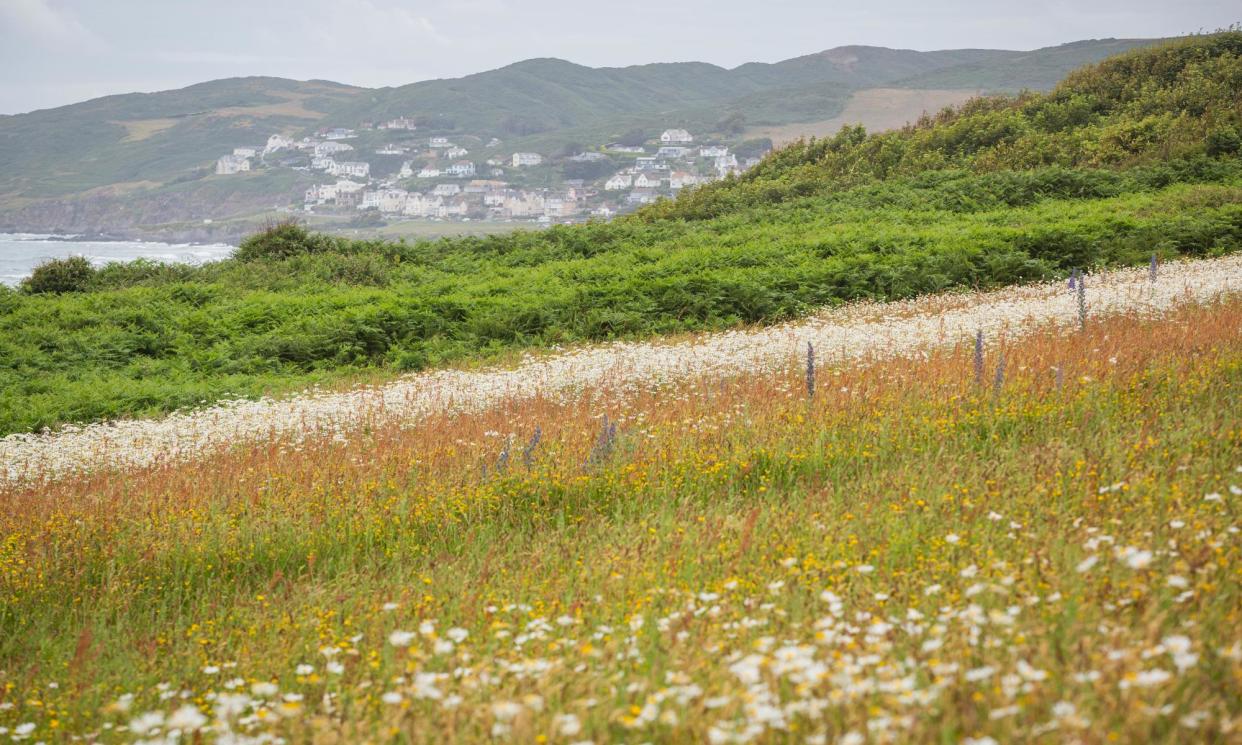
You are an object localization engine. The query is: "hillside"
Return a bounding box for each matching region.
[0,33,1237,435]
[895,37,1159,91]
[0,38,1163,238]
[641,33,1242,221]
[0,77,361,198]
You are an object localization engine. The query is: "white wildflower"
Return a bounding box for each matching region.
[389,630,416,647]
[167,705,207,731]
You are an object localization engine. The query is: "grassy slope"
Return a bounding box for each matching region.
[0,78,362,199]
[0,297,1237,740]
[0,34,1239,435]
[641,33,1242,222]
[895,38,1161,92]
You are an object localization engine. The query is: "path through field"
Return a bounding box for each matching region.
[3,255,1239,484]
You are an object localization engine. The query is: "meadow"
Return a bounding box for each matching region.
[0,286,1238,742]
[0,35,1238,744]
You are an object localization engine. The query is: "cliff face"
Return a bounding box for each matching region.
[0,176,312,242]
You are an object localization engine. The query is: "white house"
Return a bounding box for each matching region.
[398,161,414,178]
[311,157,336,171]
[376,144,406,155]
[699,145,729,158]
[542,197,571,219]
[417,167,441,178]
[304,180,364,206]
[264,135,294,154]
[380,117,418,131]
[670,171,699,190]
[360,190,383,210]
[232,146,258,158]
[605,144,645,153]
[504,193,545,218]
[429,136,452,148]
[635,156,660,171]
[446,146,469,159]
[511,152,543,167]
[633,172,662,189]
[403,193,443,218]
[446,161,476,178]
[215,154,251,175]
[332,161,371,179]
[377,189,409,213]
[660,129,693,143]
[604,173,633,191]
[432,183,461,197]
[657,146,691,159]
[715,154,739,176]
[439,198,469,218]
[314,141,354,157]
[569,152,607,162]
[323,127,356,140]
[627,188,658,204]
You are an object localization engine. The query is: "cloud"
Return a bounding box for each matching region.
[0,0,101,46]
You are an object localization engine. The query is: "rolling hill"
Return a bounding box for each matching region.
[0,33,1237,435]
[0,37,1163,238]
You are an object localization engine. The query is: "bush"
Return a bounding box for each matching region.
[21,256,96,294]
[234,220,337,262]
[1206,126,1241,157]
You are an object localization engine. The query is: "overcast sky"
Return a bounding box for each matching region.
[1,0,1236,114]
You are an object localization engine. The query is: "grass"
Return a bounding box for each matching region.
[1,295,1238,742]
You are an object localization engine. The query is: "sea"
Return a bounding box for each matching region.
[0,234,236,286]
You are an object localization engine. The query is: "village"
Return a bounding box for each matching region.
[214,119,767,225]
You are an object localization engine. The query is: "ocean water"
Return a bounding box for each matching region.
[0,234,235,286]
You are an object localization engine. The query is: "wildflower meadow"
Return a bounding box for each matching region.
[1,275,1238,743]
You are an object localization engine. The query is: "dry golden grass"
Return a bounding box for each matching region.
[745,88,982,145]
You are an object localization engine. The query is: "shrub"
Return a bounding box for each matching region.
[1206,126,1241,157]
[234,220,337,262]
[21,256,96,294]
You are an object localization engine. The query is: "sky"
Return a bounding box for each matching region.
[1,0,1237,115]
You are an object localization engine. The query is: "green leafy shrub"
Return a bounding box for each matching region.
[234,220,338,262]
[1207,126,1241,157]
[21,256,96,294]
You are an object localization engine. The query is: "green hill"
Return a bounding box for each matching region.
[0,33,1238,435]
[641,33,1242,221]
[0,39,1167,236]
[0,77,361,199]
[894,38,1160,91]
